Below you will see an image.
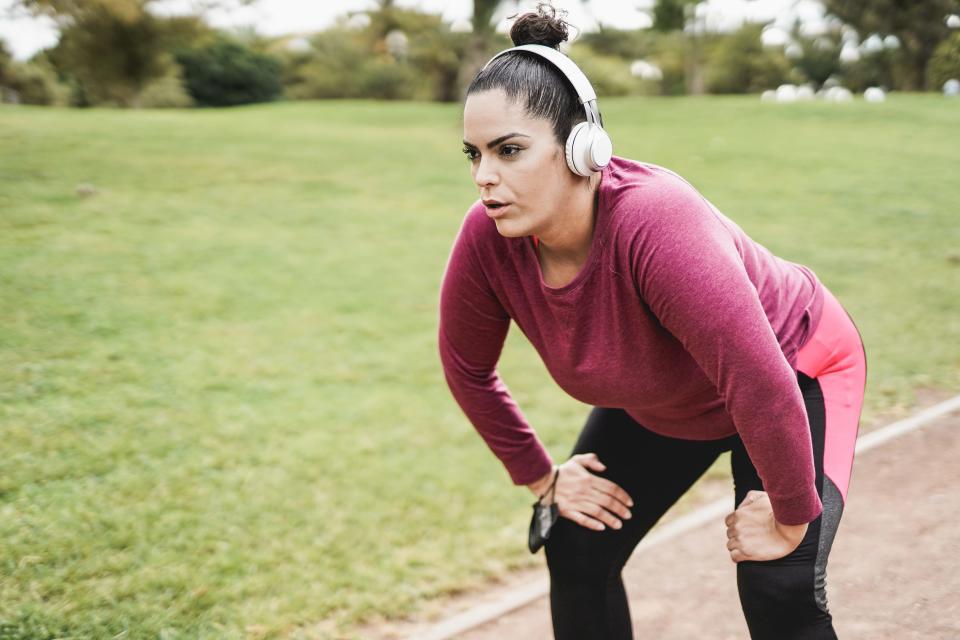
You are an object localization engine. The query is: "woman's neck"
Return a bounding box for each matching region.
[535,177,601,266]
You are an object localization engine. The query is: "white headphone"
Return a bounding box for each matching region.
[481,43,613,177]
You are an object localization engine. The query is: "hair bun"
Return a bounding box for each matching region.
[509,3,572,50]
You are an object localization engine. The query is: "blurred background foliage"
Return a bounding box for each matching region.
[1,0,959,107]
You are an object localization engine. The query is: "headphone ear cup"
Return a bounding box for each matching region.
[589,128,613,172]
[565,122,612,177]
[565,122,593,177]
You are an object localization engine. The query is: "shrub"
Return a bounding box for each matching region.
[356,56,418,100]
[4,60,71,105]
[926,32,960,91]
[280,28,367,100]
[138,61,194,108]
[579,27,658,61]
[705,24,791,93]
[647,31,689,95]
[280,10,470,102]
[175,37,282,107]
[569,44,636,97]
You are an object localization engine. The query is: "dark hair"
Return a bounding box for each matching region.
[466,3,586,146]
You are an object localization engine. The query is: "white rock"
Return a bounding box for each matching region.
[944,79,960,97]
[860,33,884,54]
[761,90,777,102]
[385,30,409,59]
[864,87,886,103]
[833,87,853,102]
[824,86,853,103]
[76,183,98,197]
[776,84,798,102]
[796,85,816,101]
[284,37,311,53]
[630,60,663,81]
[761,26,790,47]
[839,43,861,63]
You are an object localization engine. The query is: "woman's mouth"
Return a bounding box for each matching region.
[483,200,511,217]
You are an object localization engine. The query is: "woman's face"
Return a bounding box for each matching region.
[462,89,578,238]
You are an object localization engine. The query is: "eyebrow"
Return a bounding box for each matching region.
[462,132,531,149]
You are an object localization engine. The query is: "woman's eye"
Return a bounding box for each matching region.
[500,145,521,157]
[462,147,479,161]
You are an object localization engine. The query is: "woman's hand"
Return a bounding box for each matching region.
[550,453,634,532]
[724,490,808,563]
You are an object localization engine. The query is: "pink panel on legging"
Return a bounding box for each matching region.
[796,287,867,504]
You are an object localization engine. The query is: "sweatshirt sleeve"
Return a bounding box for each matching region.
[629,174,822,525]
[437,210,555,486]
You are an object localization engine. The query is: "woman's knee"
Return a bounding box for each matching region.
[736,559,834,638]
[544,518,626,579]
[737,560,818,608]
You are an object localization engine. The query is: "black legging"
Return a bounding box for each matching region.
[544,371,842,639]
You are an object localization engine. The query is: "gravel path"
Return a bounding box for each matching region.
[362,398,960,639]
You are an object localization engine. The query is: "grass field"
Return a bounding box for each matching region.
[1,95,958,639]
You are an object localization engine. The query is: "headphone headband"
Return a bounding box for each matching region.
[481,44,602,125]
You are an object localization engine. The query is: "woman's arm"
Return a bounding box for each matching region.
[438,208,555,486]
[628,172,822,526]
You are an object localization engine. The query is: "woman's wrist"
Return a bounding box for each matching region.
[774,519,809,545]
[527,464,558,497]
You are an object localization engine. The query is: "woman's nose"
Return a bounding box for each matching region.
[473,158,499,187]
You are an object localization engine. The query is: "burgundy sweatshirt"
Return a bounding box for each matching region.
[437,156,825,525]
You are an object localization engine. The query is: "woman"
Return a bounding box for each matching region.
[437,5,867,639]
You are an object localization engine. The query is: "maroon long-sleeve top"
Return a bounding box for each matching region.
[437,156,825,525]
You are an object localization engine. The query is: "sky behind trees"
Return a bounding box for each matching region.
[1,0,825,60]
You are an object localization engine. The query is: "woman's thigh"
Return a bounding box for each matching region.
[796,286,868,505]
[730,287,867,638]
[545,407,728,577]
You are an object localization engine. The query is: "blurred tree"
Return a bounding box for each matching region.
[0,39,71,104]
[580,25,657,59]
[787,20,844,89]
[926,31,960,90]
[406,22,470,101]
[137,62,194,107]
[652,0,698,32]
[5,60,71,104]
[823,0,960,90]
[705,23,791,93]
[567,43,636,96]
[650,30,691,95]
[0,37,13,87]
[280,26,368,100]
[644,1,708,94]
[9,0,248,105]
[175,36,281,106]
[578,28,695,95]
[280,7,469,102]
[49,8,178,106]
[11,0,255,25]
[840,47,897,91]
[456,0,507,98]
[455,1,588,98]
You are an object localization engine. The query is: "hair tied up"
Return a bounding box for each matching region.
[508,2,576,50]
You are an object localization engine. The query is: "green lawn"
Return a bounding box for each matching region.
[1,95,958,639]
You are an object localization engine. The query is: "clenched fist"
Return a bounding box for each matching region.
[724,490,808,563]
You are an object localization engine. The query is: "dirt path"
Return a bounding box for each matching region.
[367,401,960,639]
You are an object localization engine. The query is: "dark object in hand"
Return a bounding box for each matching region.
[528,466,560,553]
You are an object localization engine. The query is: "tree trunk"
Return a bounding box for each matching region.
[456,32,491,101]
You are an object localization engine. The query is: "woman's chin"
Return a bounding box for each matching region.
[485,206,533,237]
[492,219,526,238]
